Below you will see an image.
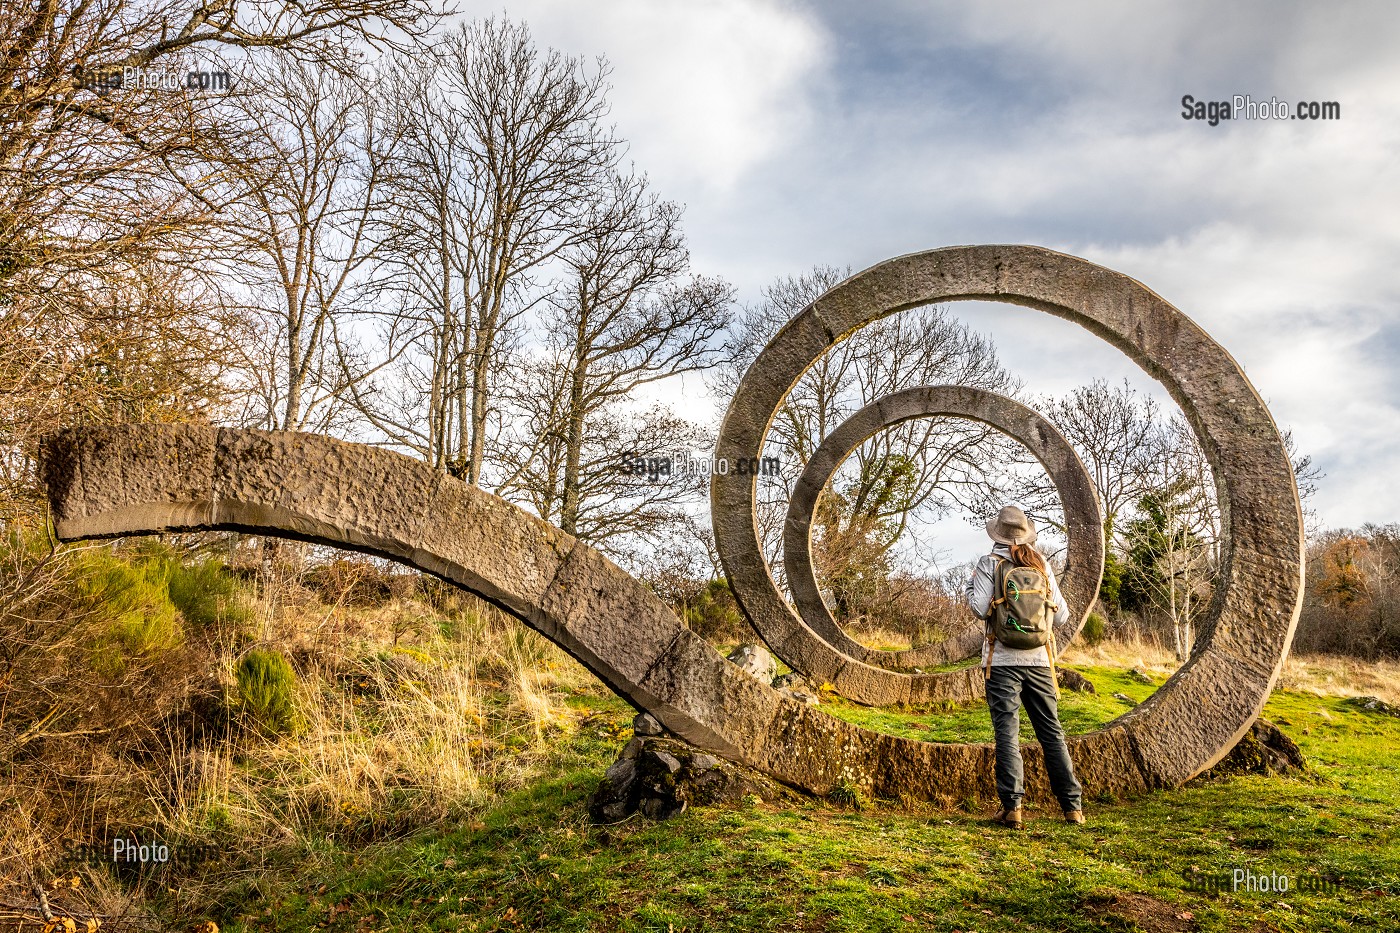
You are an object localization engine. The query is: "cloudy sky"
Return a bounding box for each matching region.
[463,0,1399,561]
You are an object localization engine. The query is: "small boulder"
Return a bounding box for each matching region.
[588,737,792,824]
[728,643,777,683]
[648,749,682,774]
[632,712,664,736]
[1057,668,1095,693]
[1112,692,1138,706]
[1128,667,1155,685]
[1194,718,1306,781]
[772,671,820,704]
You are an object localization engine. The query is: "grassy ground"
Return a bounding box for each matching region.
[171,668,1400,933]
[7,540,1394,931]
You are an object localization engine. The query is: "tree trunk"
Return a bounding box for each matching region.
[560,347,588,537]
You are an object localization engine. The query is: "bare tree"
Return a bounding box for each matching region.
[0,262,245,515]
[1,0,440,312]
[1035,379,1162,548]
[497,391,712,554]
[216,56,396,433]
[1120,417,1218,659]
[357,20,620,480]
[544,175,729,535]
[490,172,731,544]
[351,53,477,466]
[1,0,439,519]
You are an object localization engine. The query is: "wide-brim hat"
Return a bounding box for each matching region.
[985,505,1038,546]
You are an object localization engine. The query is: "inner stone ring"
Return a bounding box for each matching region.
[781,385,1104,672]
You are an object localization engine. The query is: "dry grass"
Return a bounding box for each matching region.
[1277,650,1400,705]
[1059,629,1180,675]
[161,600,598,845]
[847,624,915,652]
[0,546,608,929]
[1062,634,1400,705]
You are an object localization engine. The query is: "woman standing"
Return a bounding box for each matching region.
[966,505,1085,828]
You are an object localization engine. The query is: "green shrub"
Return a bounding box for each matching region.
[167,557,253,630]
[828,774,867,811]
[235,648,301,736]
[683,579,749,643]
[1082,611,1108,646]
[74,548,184,677]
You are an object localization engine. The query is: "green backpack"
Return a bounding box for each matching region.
[986,556,1057,650]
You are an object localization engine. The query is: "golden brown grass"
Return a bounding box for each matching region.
[1276,650,1400,705]
[163,599,598,844]
[1063,633,1400,704]
[0,548,607,929]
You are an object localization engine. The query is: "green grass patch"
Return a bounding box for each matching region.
[182,680,1400,933]
[817,665,1160,743]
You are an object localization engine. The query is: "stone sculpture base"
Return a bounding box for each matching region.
[589,737,793,824]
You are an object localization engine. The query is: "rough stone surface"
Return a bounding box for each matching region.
[711,244,1303,781]
[588,737,785,824]
[781,385,1103,679]
[42,245,1303,801]
[727,643,777,684]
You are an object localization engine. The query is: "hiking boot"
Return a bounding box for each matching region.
[1064,809,1085,825]
[993,807,1024,829]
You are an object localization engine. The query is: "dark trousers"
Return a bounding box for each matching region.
[985,665,1083,812]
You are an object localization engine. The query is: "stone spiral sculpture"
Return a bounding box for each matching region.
[42,245,1304,805]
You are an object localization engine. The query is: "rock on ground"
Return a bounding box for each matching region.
[631,712,664,736]
[1193,718,1306,781]
[771,671,820,705]
[1345,695,1400,717]
[589,737,792,824]
[1057,668,1095,693]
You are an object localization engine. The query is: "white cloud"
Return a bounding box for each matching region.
[456,0,829,193]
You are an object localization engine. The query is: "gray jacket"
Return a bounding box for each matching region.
[965,543,1069,667]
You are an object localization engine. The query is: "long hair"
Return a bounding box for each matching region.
[1008,542,1047,573]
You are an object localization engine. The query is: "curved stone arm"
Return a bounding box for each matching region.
[44,423,1198,802]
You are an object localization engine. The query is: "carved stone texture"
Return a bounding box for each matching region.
[781,385,1103,673]
[711,244,1303,780]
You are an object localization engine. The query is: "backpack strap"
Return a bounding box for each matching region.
[983,554,1009,682]
[986,555,1011,617]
